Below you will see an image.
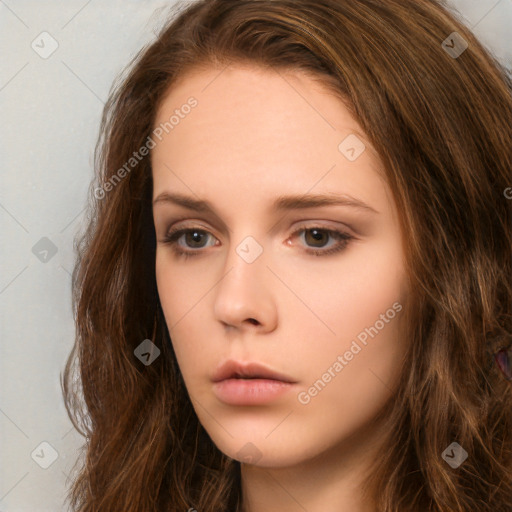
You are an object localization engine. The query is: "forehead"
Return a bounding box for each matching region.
[151,64,392,218]
[152,63,368,155]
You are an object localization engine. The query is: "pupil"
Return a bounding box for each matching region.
[306,229,327,247]
[187,231,205,247]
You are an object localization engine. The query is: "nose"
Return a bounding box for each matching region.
[213,235,278,332]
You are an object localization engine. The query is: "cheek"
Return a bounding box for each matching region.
[155,253,220,387]
[285,240,406,397]
[335,254,404,338]
[155,252,205,326]
[155,254,178,328]
[323,252,406,410]
[278,238,405,347]
[293,287,405,445]
[155,254,196,364]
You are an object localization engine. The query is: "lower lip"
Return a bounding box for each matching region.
[212,378,296,405]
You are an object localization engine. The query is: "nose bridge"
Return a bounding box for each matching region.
[213,227,276,328]
[220,230,267,291]
[233,233,266,266]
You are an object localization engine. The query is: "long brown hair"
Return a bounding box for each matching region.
[61,0,512,510]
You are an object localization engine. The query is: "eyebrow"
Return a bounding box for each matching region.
[153,191,379,214]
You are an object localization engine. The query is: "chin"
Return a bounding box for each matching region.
[208,431,317,468]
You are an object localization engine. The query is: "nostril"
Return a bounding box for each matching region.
[247,318,258,325]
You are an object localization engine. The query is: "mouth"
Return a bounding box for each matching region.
[211,359,297,384]
[211,359,298,405]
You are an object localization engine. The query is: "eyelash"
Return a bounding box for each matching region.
[161,224,354,259]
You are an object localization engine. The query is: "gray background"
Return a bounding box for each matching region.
[1,1,511,510]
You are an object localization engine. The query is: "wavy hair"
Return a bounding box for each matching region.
[61,0,512,510]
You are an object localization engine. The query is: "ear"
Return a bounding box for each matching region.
[494,347,512,381]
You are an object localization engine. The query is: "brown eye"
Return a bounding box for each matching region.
[292,226,354,256]
[182,230,209,248]
[304,228,330,248]
[162,228,217,258]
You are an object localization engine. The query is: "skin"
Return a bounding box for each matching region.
[151,63,408,512]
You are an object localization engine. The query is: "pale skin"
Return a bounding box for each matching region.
[151,63,409,512]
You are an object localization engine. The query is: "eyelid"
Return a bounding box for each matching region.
[291,221,357,238]
[160,219,213,239]
[166,219,212,232]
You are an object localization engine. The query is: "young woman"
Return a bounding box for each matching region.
[62,0,512,510]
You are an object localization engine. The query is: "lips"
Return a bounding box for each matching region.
[211,359,297,384]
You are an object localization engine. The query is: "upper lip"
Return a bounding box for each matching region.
[211,359,297,383]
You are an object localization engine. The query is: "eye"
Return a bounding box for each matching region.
[161,225,354,259]
[290,225,354,256]
[162,227,216,257]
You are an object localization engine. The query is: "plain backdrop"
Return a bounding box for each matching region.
[1,1,511,510]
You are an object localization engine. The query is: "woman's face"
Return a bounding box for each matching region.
[151,64,408,467]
